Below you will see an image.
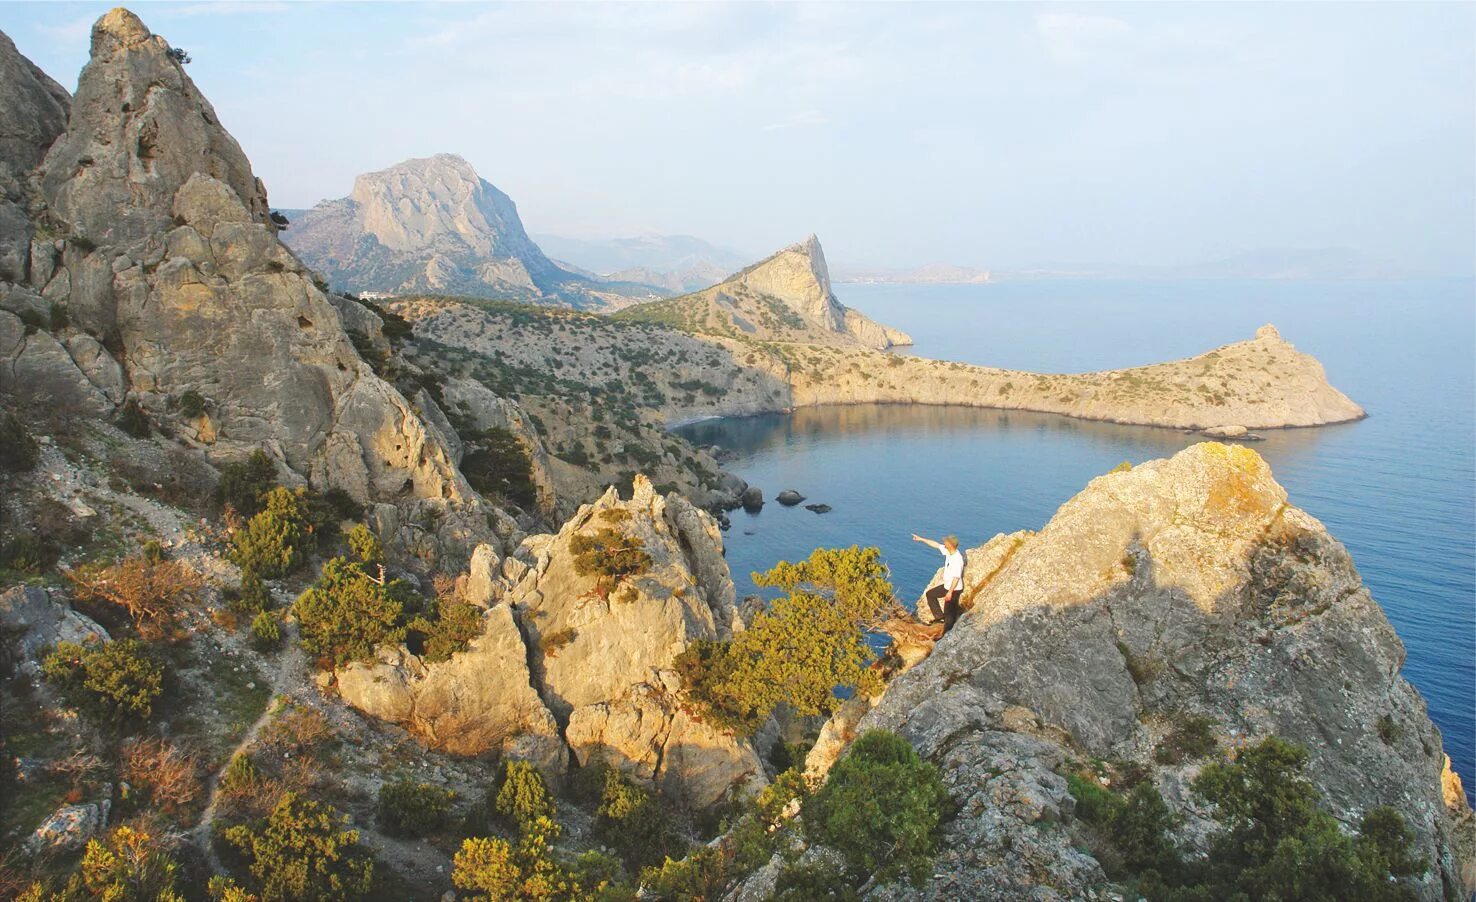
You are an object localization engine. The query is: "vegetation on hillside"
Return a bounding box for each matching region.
[676,545,892,734]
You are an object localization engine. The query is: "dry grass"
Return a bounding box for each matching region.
[67,553,204,640]
[120,737,202,815]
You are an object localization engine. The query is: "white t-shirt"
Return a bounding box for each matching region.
[941,548,965,591]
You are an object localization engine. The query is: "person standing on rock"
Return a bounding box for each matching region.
[913,533,965,630]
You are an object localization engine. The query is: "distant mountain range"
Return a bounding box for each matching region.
[1000,247,1410,282]
[279,154,659,309]
[834,263,993,284]
[532,233,749,294]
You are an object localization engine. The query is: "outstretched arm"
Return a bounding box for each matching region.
[911,534,944,551]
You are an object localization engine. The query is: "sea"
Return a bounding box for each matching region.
[674,277,1476,793]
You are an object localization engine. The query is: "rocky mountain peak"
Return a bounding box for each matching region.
[92,7,153,55]
[285,154,645,308]
[348,153,535,259]
[40,4,269,252]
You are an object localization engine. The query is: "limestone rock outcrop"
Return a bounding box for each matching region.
[339,475,766,807]
[0,10,500,569]
[335,604,566,775]
[0,30,70,283]
[283,154,645,310]
[504,475,763,807]
[617,235,912,349]
[0,586,109,674]
[807,443,1473,899]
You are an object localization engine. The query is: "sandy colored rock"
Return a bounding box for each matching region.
[335,604,565,775]
[508,475,761,804]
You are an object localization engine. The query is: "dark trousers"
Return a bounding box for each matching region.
[926,585,961,630]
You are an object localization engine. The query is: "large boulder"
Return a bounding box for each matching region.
[810,443,1475,899]
[0,586,109,674]
[335,604,565,776]
[506,475,763,807]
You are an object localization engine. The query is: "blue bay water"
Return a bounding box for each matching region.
[675,278,1475,791]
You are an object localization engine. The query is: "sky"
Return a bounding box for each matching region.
[3,1,1474,274]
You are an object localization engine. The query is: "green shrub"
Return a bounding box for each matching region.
[42,639,165,724]
[639,846,728,901]
[595,768,678,871]
[31,824,183,901]
[177,389,207,419]
[49,303,70,331]
[346,524,382,565]
[452,818,580,901]
[249,610,282,652]
[216,450,277,517]
[0,409,39,472]
[1066,771,1120,824]
[409,597,482,663]
[570,527,651,599]
[678,547,891,735]
[1072,737,1427,899]
[494,760,556,833]
[378,778,457,837]
[771,856,860,901]
[232,487,308,577]
[230,569,273,617]
[461,427,538,510]
[116,399,151,438]
[293,556,409,668]
[1154,714,1218,765]
[0,531,54,574]
[802,730,948,886]
[222,792,374,901]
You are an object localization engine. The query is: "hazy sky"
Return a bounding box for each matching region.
[4,1,1474,273]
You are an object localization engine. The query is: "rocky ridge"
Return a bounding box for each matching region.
[284,154,656,310]
[0,11,539,570]
[617,235,913,350]
[798,443,1474,899]
[336,475,768,808]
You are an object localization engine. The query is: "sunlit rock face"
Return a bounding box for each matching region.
[807,443,1474,899]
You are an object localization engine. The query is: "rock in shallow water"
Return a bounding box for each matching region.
[776,489,805,505]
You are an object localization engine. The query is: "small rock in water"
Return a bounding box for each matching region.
[776,490,805,506]
[740,486,764,512]
[805,504,832,514]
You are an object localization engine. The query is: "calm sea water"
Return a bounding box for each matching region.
[675,278,1476,792]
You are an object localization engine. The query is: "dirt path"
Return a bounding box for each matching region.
[189,631,313,872]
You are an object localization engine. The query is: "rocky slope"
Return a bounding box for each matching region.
[803,443,1474,899]
[0,11,543,570]
[336,475,767,808]
[284,154,656,309]
[617,235,914,350]
[388,296,757,512]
